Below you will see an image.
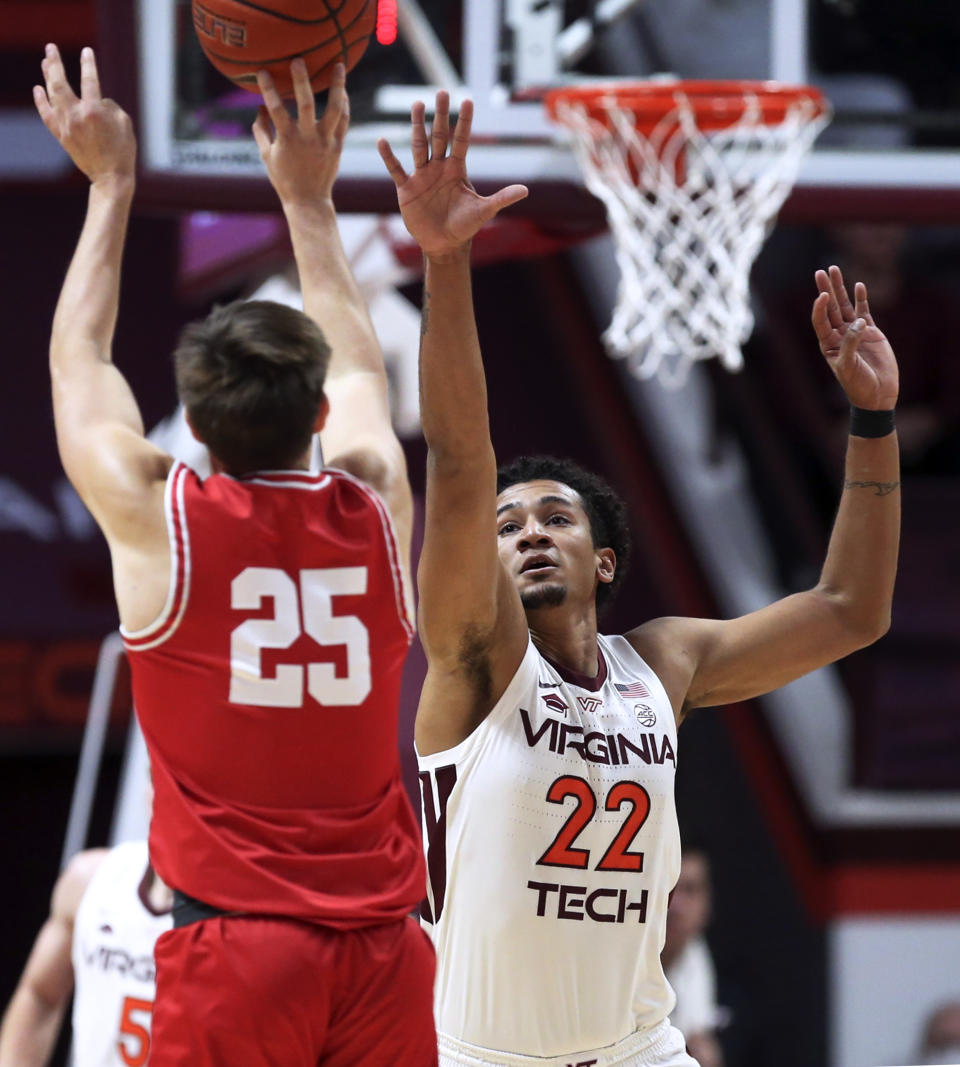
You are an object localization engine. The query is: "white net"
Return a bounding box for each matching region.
[550,84,830,386]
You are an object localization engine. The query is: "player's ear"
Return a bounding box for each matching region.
[313,393,331,433]
[596,548,616,585]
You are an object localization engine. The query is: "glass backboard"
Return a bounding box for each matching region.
[110,0,960,218]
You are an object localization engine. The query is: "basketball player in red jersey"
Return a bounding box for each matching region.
[378,98,899,1065]
[34,45,435,1066]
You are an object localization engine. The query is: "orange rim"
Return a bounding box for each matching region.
[544,80,828,135]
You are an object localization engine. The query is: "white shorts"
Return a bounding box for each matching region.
[437,1019,698,1067]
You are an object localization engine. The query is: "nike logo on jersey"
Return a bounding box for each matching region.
[538,680,561,688]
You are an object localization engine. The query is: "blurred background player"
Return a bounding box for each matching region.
[378,91,900,1066]
[33,45,434,1066]
[662,848,725,1067]
[0,841,172,1067]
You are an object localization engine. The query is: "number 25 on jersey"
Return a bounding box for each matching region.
[229,566,371,708]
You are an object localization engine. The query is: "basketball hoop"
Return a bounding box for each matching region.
[545,80,830,385]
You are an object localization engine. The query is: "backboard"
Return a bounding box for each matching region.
[114,0,628,220]
[771,0,960,193]
[103,0,960,221]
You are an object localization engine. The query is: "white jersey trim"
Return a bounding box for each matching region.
[234,474,333,490]
[121,463,192,651]
[437,1019,693,1067]
[325,467,415,644]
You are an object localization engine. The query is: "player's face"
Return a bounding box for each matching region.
[495,480,608,613]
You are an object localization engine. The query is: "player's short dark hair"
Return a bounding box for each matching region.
[496,455,631,612]
[174,300,330,475]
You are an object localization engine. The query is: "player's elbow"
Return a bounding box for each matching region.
[861,610,891,646]
[329,443,407,500]
[820,587,891,652]
[845,615,890,654]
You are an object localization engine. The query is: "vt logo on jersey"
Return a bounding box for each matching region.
[578,696,602,714]
[542,693,568,715]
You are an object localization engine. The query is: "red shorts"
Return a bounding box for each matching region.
[150,914,437,1066]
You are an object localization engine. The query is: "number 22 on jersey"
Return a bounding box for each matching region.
[229,566,371,708]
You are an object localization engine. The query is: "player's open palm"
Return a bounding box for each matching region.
[34,44,136,186]
[254,59,348,204]
[812,265,899,411]
[378,92,528,257]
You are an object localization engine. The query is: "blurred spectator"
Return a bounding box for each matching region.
[754,223,960,482]
[825,222,960,473]
[663,848,725,1067]
[916,1001,960,1066]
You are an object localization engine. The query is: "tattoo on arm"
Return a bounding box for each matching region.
[844,479,900,497]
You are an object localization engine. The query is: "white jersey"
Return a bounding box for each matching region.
[71,841,173,1067]
[418,635,682,1059]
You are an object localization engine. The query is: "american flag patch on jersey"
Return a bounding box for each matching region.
[615,680,650,698]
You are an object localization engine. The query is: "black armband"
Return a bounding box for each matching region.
[849,406,895,439]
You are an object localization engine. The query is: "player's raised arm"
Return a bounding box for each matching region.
[632,266,900,716]
[0,850,106,1067]
[254,60,414,558]
[34,45,171,540]
[378,94,530,752]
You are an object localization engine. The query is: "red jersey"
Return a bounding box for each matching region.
[123,462,424,928]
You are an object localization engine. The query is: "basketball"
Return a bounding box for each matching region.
[191,0,378,97]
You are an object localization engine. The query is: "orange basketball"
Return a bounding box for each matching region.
[192,0,377,96]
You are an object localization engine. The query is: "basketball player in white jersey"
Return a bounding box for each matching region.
[378,95,900,1066]
[0,842,172,1067]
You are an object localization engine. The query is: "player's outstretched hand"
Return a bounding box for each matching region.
[377,92,528,257]
[33,44,136,187]
[254,59,348,205]
[812,265,899,411]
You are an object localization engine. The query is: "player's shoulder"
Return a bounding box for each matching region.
[51,848,111,921]
[92,440,175,549]
[621,617,711,719]
[323,466,404,543]
[103,839,150,870]
[624,615,709,660]
[324,464,389,507]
